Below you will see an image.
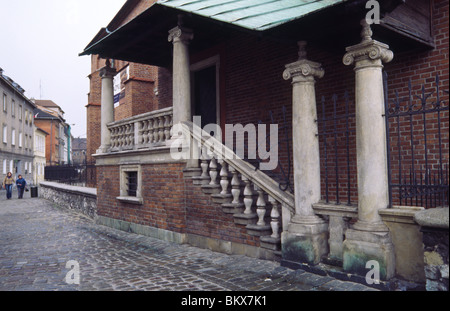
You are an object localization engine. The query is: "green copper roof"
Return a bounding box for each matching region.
[158,0,346,31]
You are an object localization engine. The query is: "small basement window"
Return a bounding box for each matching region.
[126,171,138,197]
[117,165,143,204]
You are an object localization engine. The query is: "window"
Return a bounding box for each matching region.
[126,171,138,196]
[11,99,15,117]
[2,125,7,144]
[19,132,22,148]
[118,165,142,204]
[2,93,6,112]
[18,104,22,121]
[2,159,6,174]
[11,129,15,146]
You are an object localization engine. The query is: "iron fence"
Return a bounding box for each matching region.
[44,162,97,186]
[384,72,449,208]
[317,92,357,205]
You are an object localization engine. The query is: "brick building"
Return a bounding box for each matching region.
[85,0,164,169]
[81,0,448,285]
[33,100,70,166]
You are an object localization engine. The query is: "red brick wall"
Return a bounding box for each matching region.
[96,163,186,233]
[96,162,261,247]
[219,0,448,206]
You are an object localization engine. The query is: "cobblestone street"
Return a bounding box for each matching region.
[0,192,377,294]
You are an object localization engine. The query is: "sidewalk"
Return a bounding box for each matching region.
[0,194,378,292]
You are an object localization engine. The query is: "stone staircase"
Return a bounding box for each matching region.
[181,121,295,256]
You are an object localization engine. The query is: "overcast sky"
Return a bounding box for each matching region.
[0,0,126,138]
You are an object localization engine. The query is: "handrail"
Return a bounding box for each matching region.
[180,121,295,214]
[107,107,173,128]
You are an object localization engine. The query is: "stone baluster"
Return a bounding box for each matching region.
[158,117,165,143]
[164,115,171,143]
[209,156,219,186]
[230,166,241,205]
[147,119,154,145]
[141,120,149,145]
[219,160,230,195]
[268,196,281,239]
[242,176,254,215]
[153,117,160,143]
[200,146,209,179]
[255,186,267,227]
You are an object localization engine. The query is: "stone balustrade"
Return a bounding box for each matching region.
[107,107,173,152]
[181,121,295,253]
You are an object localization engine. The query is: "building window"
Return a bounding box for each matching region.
[11,99,15,117]
[2,159,6,174]
[126,171,138,196]
[2,125,7,144]
[118,165,142,204]
[11,129,15,146]
[2,93,6,112]
[18,104,22,121]
[19,132,22,148]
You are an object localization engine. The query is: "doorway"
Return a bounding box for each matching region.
[191,56,220,130]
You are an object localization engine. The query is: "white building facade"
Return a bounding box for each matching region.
[0,67,35,185]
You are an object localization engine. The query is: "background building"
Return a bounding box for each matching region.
[33,99,71,166]
[33,127,48,184]
[0,67,35,184]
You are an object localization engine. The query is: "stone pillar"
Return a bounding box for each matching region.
[168,19,200,172]
[168,21,193,130]
[97,62,117,153]
[342,20,395,280]
[281,41,328,265]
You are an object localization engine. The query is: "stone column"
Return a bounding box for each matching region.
[168,20,200,173]
[97,62,117,154]
[342,20,395,280]
[168,22,193,130]
[281,41,328,265]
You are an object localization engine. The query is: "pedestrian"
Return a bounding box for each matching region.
[16,174,27,199]
[2,172,14,199]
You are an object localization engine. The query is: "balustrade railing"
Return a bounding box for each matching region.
[181,121,295,251]
[107,107,173,152]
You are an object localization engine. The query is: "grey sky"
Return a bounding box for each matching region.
[0,0,126,138]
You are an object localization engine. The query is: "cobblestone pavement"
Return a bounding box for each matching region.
[0,192,378,293]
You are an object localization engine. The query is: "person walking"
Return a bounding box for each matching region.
[16,175,27,199]
[2,172,14,199]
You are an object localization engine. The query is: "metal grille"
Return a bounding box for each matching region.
[126,171,138,197]
[318,92,357,205]
[384,72,449,208]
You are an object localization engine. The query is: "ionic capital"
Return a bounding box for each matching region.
[168,26,194,45]
[343,20,393,67]
[283,60,325,82]
[99,65,117,79]
[283,41,324,82]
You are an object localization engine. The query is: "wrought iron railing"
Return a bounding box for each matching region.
[44,162,96,186]
[384,72,449,208]
[317,92,357,205]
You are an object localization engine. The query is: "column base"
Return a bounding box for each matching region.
[343,228,396,281]
[281,216,329,265]
[96,145,110,154]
